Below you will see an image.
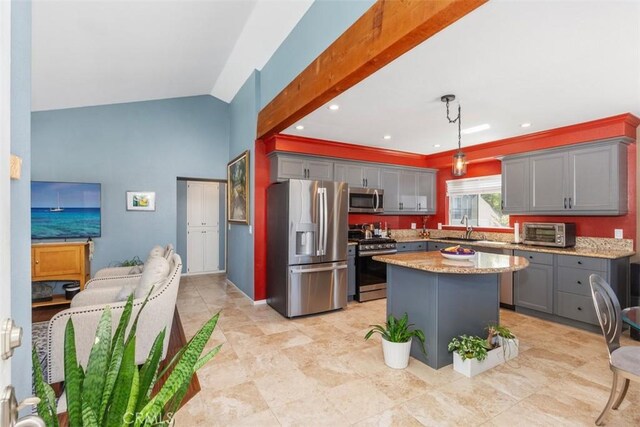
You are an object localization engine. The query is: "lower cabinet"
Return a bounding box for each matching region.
[514,260,554,314]
[514,250,630,328]
[427,242,446,252]
[397,241,426,252]
[347,246,356,299]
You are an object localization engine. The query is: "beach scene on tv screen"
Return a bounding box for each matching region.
[31,181,101,239]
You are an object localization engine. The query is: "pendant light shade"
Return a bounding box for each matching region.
[452,151,467,176]
[441,94,466,177]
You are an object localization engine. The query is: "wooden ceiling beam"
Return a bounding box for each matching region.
[257,0,488,140]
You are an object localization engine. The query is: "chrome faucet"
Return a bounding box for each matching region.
[461,215,473,239]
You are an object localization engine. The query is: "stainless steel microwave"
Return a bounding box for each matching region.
[348,187,384,213]
[522,222,576,247]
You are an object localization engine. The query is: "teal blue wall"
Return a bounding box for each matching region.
[31,96,230,274]
[227,71,260,298]
[11,0,33,402]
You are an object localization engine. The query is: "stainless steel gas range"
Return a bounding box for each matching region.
[349,229,397,302]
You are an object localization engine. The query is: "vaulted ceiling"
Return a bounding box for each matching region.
[31,0,313,111]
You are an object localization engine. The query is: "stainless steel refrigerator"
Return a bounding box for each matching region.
[267,179,348,317]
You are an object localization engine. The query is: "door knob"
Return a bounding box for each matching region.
[1,386,45,427]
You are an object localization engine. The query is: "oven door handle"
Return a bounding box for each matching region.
[359,249,398,256]
[290,264,347,274]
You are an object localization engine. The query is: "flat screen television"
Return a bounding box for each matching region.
[31,181,101,239]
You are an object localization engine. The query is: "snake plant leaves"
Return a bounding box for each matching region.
[135,329,165,413]
[126,287,153,345]
[125,368,140,426]
[81,399,99,427]
[64,319,83,427]
[136,312,220,426]
[111,294,134,354]
[82,306,112,418]
[106,336,137,427]
[194,343,222,372]
[31,347,58,427]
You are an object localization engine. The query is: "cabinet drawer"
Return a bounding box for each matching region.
[428,242,446,252]
[397,242,426,252]
[347,246,356,256]
[557,255,606,271]
[557,267,594,297]
[514,250,553,265]
[556,292,599,325]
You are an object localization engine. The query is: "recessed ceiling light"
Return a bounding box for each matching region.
[433,144,441,148]
[383,135,391,140]
[520,122,532,128]
[461,123,490,135]
[328,104,340,111]
[295,125,304,130]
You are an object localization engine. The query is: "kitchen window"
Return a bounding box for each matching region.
[446,175,509,227]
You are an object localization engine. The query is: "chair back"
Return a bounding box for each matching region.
[589,274,622,356]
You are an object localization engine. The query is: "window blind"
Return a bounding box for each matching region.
[446,175,502,197]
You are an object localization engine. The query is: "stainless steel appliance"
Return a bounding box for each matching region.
[348,187,384,213]
[523,222,576,247]
[267,179,349,317]
[349,227,396,302]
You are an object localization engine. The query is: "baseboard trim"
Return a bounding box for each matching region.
[253,299,267,305]
[225,278,256,303]
[184,269,226,277]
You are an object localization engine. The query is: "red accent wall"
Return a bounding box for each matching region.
[254,114,639,301]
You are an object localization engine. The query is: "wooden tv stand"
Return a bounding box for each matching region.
[31,242,90,308]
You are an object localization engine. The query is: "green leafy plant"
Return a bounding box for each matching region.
[485,323,515,349]
[32,294,221,426]
[447,335,490,361]
[364,313,426,354]
[119,256,143,267]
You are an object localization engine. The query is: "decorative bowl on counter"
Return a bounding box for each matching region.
[440,246,476,261]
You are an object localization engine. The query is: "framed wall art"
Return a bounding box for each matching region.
[227,150,249,224]
[126,191,156,211]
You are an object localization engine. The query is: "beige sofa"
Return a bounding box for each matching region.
[93,244,173,278]
[46,253,182,384]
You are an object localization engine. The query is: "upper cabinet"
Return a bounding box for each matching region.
[334,163,380,188]
[270,154,334,182]
[501,138,629,215]
[380,167,436,214]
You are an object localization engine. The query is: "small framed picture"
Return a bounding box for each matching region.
[126,191,156,211]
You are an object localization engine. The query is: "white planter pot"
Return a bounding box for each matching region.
[382,337,412,369]
[452,337,519,378]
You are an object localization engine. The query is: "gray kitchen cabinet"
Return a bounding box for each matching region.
[530,151,568,212]
[347,246,356,299]
[334,163,380,188]
[397,241,426,252]
[416,172,436,213]
[427,242,447,251]
[399,172,418,211]
[270,154,334,182]
[514,250,554,313]
[380,169,400,211]
[502,138,629,215]
[501,157,529,213]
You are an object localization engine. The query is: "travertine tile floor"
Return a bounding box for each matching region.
[174,274,640,426]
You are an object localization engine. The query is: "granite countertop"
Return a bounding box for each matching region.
[393,237,634,260]
[373,251,529,274]
[348,242,357,246]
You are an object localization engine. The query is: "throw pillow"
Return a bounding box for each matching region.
[129,265,143,274]
[116,284,136,301]
[135,255,170,299]
[149,245,165,258]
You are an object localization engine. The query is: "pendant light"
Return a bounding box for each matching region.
[441,94,466,176]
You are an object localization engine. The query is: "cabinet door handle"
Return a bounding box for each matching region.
[529,256,533,259]
[577,306,582,311]
[569,197,572,209]
[577,280,582,285]
[501,200,504,210]
[35,260,39,264]
[577,261,582,265]
[564,197,567,209]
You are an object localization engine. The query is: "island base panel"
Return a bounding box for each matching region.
[386,266,500,369]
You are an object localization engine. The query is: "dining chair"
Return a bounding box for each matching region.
[589,274,640,425]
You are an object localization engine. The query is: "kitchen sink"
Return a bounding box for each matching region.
[437,237,481,242]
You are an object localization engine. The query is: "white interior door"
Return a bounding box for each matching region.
[203,229,219,271]
[186,181,221,274]
[1,0,13,391]
[202,182,219,227]
[187,182,203,227]
[187,229,204,273]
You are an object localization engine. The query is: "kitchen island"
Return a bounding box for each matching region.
[373,251,529,369]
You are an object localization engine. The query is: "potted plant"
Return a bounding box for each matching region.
[448,325,518,377]
[486,323,519,361]
[32,294,221,426]
[364,313,426,369]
